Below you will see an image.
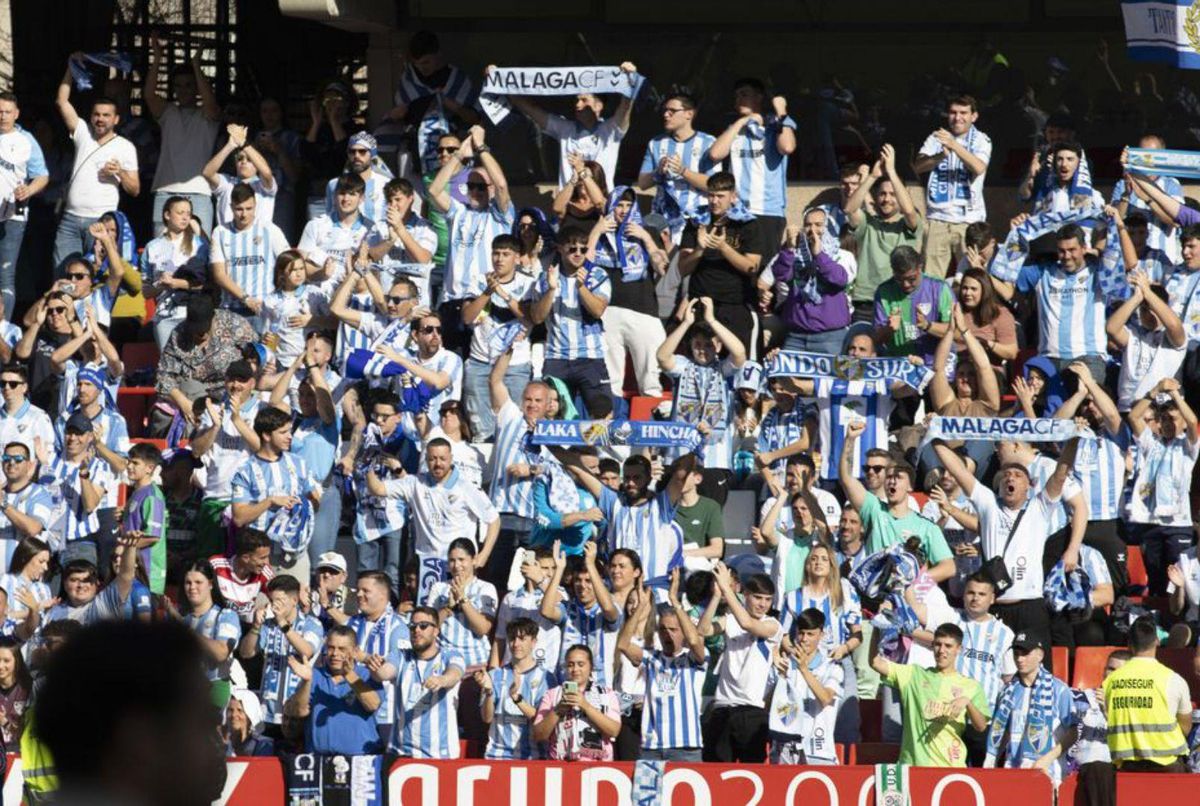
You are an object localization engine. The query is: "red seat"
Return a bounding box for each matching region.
[118,387,157,438]
[910,491,929,510]
[131,438,169,451]
[848,742,900,765]
[1127,546,1149,598]
[1072,645,1125,690]
[120,341,159,373]
[628,394,671,421]
[858,697,882,743]
[1158,647,1200,706]
[835,742,847,764]
[1051,645,1070,684]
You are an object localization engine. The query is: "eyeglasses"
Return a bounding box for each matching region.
[0,380,23,389]
[662,106,687,115]
[0,455,27,464]
[865,464,888,473]
[466,182,489,191]
[386,295,413,305]
[436,146,458,154]
[565,245,588,254]
[419,325,441,334]
[67,272,90,281]
[410,621,437,631]
[47,307,67,315]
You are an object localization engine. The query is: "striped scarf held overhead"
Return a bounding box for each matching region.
[989,205,1103,284]
[986,666,1060,766]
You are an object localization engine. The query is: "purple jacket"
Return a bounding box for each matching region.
[771,247,852,333]
[1177,205,1200,228]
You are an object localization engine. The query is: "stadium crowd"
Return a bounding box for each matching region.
[0,26,1199,806]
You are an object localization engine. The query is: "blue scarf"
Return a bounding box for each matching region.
[1043,560,1093,621]
[928,125,982,208]
[531,419,703,452]
[765,350,934,393]
[1126,147,1200,180]
[989,205,1102,283]
[688,198,756,227]
[69,52,133,90]
[542,459,581,515]
[341,349,436,412]
[672,359,729,431]
[786,213,842,306]
[267,496,314,554]
[594,187,650,282]
[84,210,137,281]
[987,666,1062,767]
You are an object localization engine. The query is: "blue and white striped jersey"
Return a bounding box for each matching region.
[395,64,475,110]
[139,235,209,322]
[443,198,516,301]
[352,424,413,543]
[640,648,707,751]
[325,171,389,226]
[427,577,499,668]
[557,599,622,689]
[367,214,438,289]
[297,214,372,273]
[0,573,51,635]
[757,402,812,478]
[814,377,892,481]
[0,401,54,461]
[1016,260,1119,359]
[348,606,410,725]
[925,604,1015,709]
[598,487,683,598]
[488,401,543,519]
[41,454,112,544]
[726,116,796,218]
[183,604,242,681]
[1163,266,1200,343]
[780,579,863,655]
[1071,429,1128,521]
[257,614,324,724]
[639,132,717,236]
[496,585,562,670]
[229,452,315,536]
[483,663,553,759]
[0,482,55,568]
[209,221,290,308]
[407,347,462,412]
[389,647,466,759]
[335,291,379,366]
[536,263,611,361]
[766,653,843,763]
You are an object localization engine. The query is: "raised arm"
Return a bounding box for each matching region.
[844,160,879,230]
[838,420,870,509]
[931,440,979,497]
[1105,282,1142,350]
[1125,167,1183,222]
[1043,436,1080,501]
[469,126,511,213]
[57,57,81,131]
[190,52,221,121]
[616,587,652,667]
[143,37,168,120]
[427,138,472,214]
[538,543,567,624]
[698,296,746,367]
[488,345,516,414]
[708,115,754,162]
[956,306,1000,410]
[881,144,920,230]
[713,561,777,638]
[929,319,957,412]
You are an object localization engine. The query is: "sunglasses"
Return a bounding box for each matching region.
[67,272,90,281]
[0,455,27,464]
[419,325,441,334]
[410,621,437,631]
[0,380,23,389]
[386,295,413,305]
[466,182,489,191]
[436,146,458,154]
[865,465,888,473]
[565,245,588,254]
[47,307,67,315]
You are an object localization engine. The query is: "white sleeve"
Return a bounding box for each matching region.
[270,225,290,253]
[118,138,138,171]
[209,230,227,265]
[1167,672,1191,714]
[543,115,574,140]
[298,221,324,264]
[918,133,942,158]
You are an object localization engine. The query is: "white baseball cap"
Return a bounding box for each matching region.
[315,551,347,574]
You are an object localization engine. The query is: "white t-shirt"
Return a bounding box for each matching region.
[713,614,782,708]
[1126,429,1200,527]
[1117,322,1186,411]
[153,105,219,194]
[65,120,138,218]
[969,481,1068,603]
[544,115,626,189]
[1167,547,1200,623]
[385,471,498,557]
[213,173,276,229]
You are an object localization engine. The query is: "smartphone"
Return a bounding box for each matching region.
[564,681,579,696]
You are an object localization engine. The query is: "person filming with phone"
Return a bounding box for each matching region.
[532,643,620,761]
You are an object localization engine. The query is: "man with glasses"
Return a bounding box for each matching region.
[0,439,54,571]
[35,532,141,635]
[637,92,717,245]
[530,228,613,418]
[0,364,53,457]
[461,233,536,441]
[427,125,515,354]
[367,178,437,305]
[324,132,390,225]
[368,604,465,759]
[328,252,420,371]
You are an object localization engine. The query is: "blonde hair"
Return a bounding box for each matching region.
[802,543,843,611]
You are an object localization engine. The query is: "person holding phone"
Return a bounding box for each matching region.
[532,643,620,761]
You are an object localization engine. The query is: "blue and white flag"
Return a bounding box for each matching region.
[531,418,702,452]
[1126,146,1200,179]
[924,415,1093,445]
[267,498,313,554]
[486,319,526,359]
[480,66,645,124]
[765,350,934,393]
[69,51,133,90]
[632,760,666,806]
[341,349,437,412]
[1122,1,1200,69]
[989,205,1103,283]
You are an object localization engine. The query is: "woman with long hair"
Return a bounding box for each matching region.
[2,536,52,641]
[417,400,486,489]
[955,268,1017,365]
[606,547,648,761]
[532,643,621,761]
[759,473,831,601]
[167,560,242,682]
[780,543,863,746]
[141,195,209,347]
[552,156,608,231]
[0,637,30,747]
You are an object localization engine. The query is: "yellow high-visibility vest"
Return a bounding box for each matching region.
[1103,656,1189,766]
